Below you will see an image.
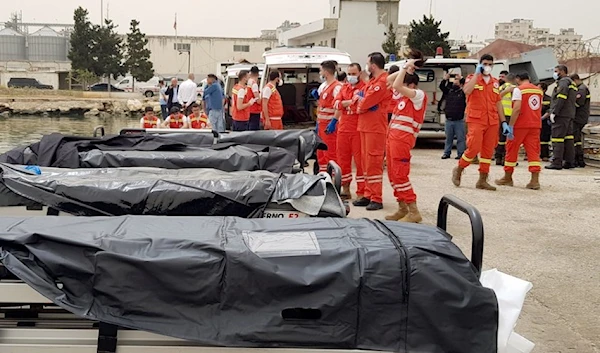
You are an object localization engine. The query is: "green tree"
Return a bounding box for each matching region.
[91,19,125,90]
[406,15,450,57]
[68,7,95,71]
[382,23,402,62]
[124,19,154,91]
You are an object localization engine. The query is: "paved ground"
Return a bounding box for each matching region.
[345,142,599,352]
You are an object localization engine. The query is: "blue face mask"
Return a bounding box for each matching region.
[553,72,560,81]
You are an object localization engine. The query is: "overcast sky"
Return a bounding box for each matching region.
[2,0,599,41]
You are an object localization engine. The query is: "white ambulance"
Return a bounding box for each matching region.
[261,46,352,123]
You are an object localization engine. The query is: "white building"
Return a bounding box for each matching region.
[278,0,401,63]
[494,19,584,58]
[146,35,277,79]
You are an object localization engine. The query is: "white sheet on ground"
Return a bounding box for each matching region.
[480,269,535,353]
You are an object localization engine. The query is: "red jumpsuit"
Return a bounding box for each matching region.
[387,90,428,204]
[458,74,502,173]
[334,81,366,196]
[317,81,343,173]
[504,83,543,173]
[357,72,391,204]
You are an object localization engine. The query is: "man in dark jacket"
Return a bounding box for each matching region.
[571,74,591,167]
[165,78,182,111]
[546,65,577,170]
[440,73,467,159]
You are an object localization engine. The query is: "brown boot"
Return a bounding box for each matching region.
[400,202,423,223]
[385,201,408,221]
[340,185,351,200]
[452,166,464,187]
[526,172,541,190]
[476,173,497,191]
[495,171,514,187]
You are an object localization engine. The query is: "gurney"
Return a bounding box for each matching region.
[0,196,497,353]
[0,162,345,218]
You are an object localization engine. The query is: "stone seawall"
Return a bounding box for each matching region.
[0,97,160,118]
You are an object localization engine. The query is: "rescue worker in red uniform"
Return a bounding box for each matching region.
[248,66,263,130]
[261,71,284,130]
[452,54,509,190]
[140,106,160,128]
[495,72,543,190]
[187,103,210,129]
[161,106,188,129]
[313,60,343,174]
[334,63,366,200]
[385,55,428,223]
[353,52,391,211]
[231,70,258,131]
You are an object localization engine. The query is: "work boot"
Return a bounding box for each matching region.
[385,201,408,221]
[545,164,562,170]
[452,166,464,187]
[340,185,351,200]
[526,172,541,190]
[399,202,422,223]
[476,173,497,191]
[366,202,383,211]
[562,162,575,170]
[353,197,370,207]
[495,171,514,187]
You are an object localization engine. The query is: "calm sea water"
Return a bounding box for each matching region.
[0,115,141,153]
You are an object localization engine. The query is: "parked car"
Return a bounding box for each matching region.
[7,78,53,89]
[88,83,125,92]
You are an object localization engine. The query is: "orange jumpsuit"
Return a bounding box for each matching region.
[357,72,391,204]
[504,83,543,173]
[263,83,284,130]
[387,90,428,204]
[458,74,502,174]
[334,81,366,196]
[317,81,343,173]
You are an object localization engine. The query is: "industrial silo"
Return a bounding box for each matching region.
[0,28,27,61]
[27,26,68,62]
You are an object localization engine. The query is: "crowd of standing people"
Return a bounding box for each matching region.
[314,51,591,224]
[141,67,286,133]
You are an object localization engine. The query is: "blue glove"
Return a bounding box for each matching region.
[325,119,338,134]
[502,122,514,140]
[369,104,379,112]
[476,64,484,74]
[24,165,42,175]
[357,91,364,98]
[315,122,319,133]
[310,88,319,100]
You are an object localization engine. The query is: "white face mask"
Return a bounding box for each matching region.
[364,64,371,75]
[347,75,359,85]
[319,75,326,82]
[483,66,492,76]
[278,79,283,87]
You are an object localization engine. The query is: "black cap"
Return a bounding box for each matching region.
[250,66,260,74]
[170,106,181,114]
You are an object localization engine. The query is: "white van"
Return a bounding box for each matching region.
[261,46,352,123]
[385,58,478,137]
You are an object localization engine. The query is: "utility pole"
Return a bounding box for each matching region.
[101,0,104,26]
[429,0,433,16]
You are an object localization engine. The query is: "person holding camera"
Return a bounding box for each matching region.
[440,72,467,160]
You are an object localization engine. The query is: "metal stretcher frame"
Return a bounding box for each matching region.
[0,195,483,353]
